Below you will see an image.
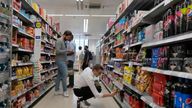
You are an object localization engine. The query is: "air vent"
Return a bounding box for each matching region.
[89,3,101,9]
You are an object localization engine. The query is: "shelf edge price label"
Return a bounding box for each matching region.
[35,22,42,28]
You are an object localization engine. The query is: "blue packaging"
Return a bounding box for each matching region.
[152,48,160,58]
[174,91,183,108]
[182,93,192,108]
[151,58,158,68]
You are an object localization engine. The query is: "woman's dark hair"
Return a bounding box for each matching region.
[63,30,72,36]
[79,46,82,50]
[92,64,104,71]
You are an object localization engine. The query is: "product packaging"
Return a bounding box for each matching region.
[169,58,184,71]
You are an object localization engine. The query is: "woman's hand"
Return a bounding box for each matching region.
[110,89,118,96]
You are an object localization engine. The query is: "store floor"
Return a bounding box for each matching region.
[34,73,120,108]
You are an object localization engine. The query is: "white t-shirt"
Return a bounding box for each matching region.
[74,67,103,98]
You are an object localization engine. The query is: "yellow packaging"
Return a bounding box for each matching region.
[32,2,39,13]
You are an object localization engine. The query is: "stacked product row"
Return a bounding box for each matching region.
[0,0,11,107]
[10,0,60,108]
[101,0,192,108]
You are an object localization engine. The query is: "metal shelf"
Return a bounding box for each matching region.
[142,32,192,48]
[113,80,123,90]
[41,52,50,55]
[18,30,34,39]
[107,65,114,68]
[49,67,58,71]
[20,0,61,37]
[129,41,143,48]
[44,46,53,49]
[142,67,192,80]
[24,83,55,108]
[143,0,180,23]
[104,0,153,36]
[141,95,165,108]
[113,70,123,76]
[12,62,33,67]
[41,69,49,74]
[113,42,124,49]
[123,101,132,108]
[11,81,45,101]
[11,75,33,81]
[101,80,113,94]
[12,44,19,48]
[17,48,33,53]
[123,81,143,95]
[123,81,165,108]
[40,61,51,64]
[50,53,56,56]
[111,58,125,62]
[13,8,33,25]
[123,41,143,52]
[12,24,19,28]
[123,61,142,66]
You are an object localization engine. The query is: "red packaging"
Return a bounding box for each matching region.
[153,73,167,84]
[152,92,164,106]
[153,82,165,95]
[13,0,22,11]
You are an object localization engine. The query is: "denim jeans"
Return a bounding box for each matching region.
[55,60,68,92]
[67,60,74,87]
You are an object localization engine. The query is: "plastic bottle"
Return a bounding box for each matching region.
[164,76,172,108]
[182,79,192,108]
[167,9,175,37]
[174,78,183,108]
[175,5,182,35]
[180,1,188,33]
[163,12,168,38]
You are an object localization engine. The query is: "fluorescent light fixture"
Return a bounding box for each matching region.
[76,0,79,1]
[80,0,83,1]
[48,14,63,16]
[65,14,90,17]
[91,15,116,17]
[84,19,88,33]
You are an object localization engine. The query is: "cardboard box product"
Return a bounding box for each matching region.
[144,24,155,42]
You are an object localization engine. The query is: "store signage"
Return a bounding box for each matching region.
[35,22,42,28]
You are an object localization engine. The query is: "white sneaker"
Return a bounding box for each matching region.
[63,91,69,97]
[81,101,90,108]
[54,91,61,95]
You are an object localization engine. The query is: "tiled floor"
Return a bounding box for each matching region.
[34,74,120,108]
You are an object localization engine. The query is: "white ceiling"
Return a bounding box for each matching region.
[37,0,123,39]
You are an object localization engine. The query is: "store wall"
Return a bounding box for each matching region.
[88,39,98,54]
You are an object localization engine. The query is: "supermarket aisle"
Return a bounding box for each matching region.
[34,74,120,108]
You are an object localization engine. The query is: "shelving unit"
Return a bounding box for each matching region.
[101,0,192,108]
[11,0,60,107]
[0,0,12,107]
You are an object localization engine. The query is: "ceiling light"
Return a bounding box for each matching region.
[80,0,83,1]
[48,14,63,16]
[84,19,88,33]
[76,0,79,1]
[65,14,90,17]
[91,15,116,17]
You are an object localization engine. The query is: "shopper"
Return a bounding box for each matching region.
[81,46,92,70]
[55,30,73,97]
[73,64,118,107]
[67,35,76,88]
[76,46,84,72]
